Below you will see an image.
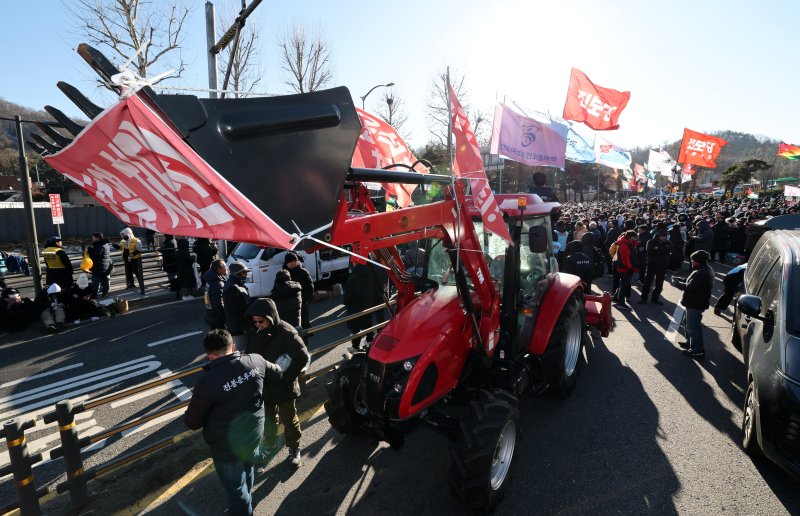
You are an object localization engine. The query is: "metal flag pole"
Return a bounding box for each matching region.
[446,67,461,274]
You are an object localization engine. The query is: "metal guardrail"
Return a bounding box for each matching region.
[1,300,393,515]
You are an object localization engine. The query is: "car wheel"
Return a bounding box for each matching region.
[742,379,763,457]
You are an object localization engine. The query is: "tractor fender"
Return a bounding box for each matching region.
[529,273,583,356]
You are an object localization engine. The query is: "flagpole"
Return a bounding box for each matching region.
[445,67,461,274]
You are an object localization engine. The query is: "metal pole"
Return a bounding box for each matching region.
[54,400,88,509]
[14,116,43,297]
[205,2,218,100]
[3,419,41,516]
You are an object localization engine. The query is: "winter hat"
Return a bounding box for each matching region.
[283,252,299,265]
[77,273,90,289]
[229,261,251,276]
[4,288,20,299]
[120,227,134,239]
[690,250,710,264]
[275,269,291,283]
[47,283,62,294]
[45,236,61,246]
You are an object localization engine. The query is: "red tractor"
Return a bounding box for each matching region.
[34,44,613,513]
[322,175,612,511]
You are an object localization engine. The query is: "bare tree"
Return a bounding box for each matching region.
[71,0,190,80]
[278,23,333,93]
[425,71,487,147]
[375,89,408,133]
[217,11,263,98]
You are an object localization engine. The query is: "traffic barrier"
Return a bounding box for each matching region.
[1,300,393,513]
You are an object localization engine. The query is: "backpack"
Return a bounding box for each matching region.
[591,246,605,279]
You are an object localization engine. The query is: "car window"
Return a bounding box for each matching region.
[756,258,783,316]
[746,243,776,293]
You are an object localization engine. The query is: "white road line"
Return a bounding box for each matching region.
[109,380,183,408]
[0,359,161,419]
[665,304,686,343]
[0,362,85,389]
[147,331,203,347]
[121,411,182,438]
[173,387,192,401]
[0,419,101,470]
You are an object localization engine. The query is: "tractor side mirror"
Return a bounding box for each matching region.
[737,295,762,318]
[528,226,549,254]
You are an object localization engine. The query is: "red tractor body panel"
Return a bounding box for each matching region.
[369,286,474,419]
[529,273,584,355]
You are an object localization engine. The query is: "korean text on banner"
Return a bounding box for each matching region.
[489,103,567,169]
[352,108,428,208]
[44,93,296,249]
[449,84,512,243]
[678,128,728,168]
[562,67,630,131]
[49,194,64,224]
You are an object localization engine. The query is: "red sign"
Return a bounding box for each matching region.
[678,128,727,168]
[562,67,630,131]
[44,93,296,249]
[49,194,64,224]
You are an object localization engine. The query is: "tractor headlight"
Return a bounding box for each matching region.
[402,360,415,372]
[393,383,404,393]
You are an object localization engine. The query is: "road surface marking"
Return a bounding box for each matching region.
[121,459,214,516]
[147,331,203,347]
[0,419,102,473]
[109,322,166,343]
[121,411,183,438]
[0,356,161,419]
[665,304,685,343]
[0,363,85,390]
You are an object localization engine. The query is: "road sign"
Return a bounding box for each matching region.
[49,194,64,224]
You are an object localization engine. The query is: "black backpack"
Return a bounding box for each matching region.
[591,246,605,278]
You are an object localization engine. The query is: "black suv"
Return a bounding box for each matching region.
[733,230,800,478]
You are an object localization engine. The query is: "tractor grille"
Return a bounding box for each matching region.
[365,360,387,416]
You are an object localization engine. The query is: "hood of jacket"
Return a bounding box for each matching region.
[202,268,225,283]
[244,297,281,325]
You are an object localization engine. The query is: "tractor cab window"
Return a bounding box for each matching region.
[520,216,552,297]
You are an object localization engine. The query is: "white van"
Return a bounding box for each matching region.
[226,243,350,297]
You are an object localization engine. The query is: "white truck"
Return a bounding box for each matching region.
[226,243,350,297]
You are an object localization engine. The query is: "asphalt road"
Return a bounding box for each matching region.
[2,263,799,515]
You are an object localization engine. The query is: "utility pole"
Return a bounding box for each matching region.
[14,116,43,296]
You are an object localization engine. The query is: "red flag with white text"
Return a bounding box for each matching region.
[678,128,727,168]
[562,67,630,131]
[44,93,296,248]
[351,109,428,208]
[448,84,512,243]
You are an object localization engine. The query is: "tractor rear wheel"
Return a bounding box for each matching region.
[324,352,368,435]
[542,292,585,398]
[450,389,519,513]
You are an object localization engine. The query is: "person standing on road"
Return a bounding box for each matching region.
[639,228,671,305]
[270,269,302,329]
[283,252,314,331]
[612,230,638,309]
[204,259,228,330]
[343,263,385,350]
[87,232,112,297]
[673,250,714,359]
[120,228,144,291]
[194,238,219,283]
[184,329,283,516]
[562,241,592,286]
[158,234,178,293]
[224,261,252,350]
[42,236,74,289]
[244,298,310,470]
[176,238,198,300]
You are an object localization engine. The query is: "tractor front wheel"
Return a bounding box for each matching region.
[450,389,519,513]
[542,292,585,398]
[324,352,368,435]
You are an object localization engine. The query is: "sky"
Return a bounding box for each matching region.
[2,0,800,153]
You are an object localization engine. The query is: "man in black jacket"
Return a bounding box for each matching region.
[87,232,112,297]
[244,298,310,470]
[283,252,314,330]
[203,259,227,330]
[639,229,671,305]
[673,250,714,359]
[711,214,729,262]
[224,261,252,350]
[158,234,178,292]
[184,329,282,515]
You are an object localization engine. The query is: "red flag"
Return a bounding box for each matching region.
[44,93,295,248]
[684,163,695,175]
[678,128,727,168]
[562,67,630,130]
[448,84,512,243]
[351,108,428,208]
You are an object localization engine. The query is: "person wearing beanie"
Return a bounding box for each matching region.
[639,229,671,305]
[672,250,714,358]
[283,252,314,331]
[66,273,102,323]
[87,232,113,297]
[223,261,252,349]
[36,283,66,333]
[612,230,639,309]
[42,236,73,290]
[120,227,144,291]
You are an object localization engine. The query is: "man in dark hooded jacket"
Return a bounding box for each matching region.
[283,252,314,330]
[270,269,302,328]
[673,250,714,359]
[203,259,227,330]
[87,232,112,297]
[639,229,671,305]
[244,297,310,470]
[223,261,251,349]
[690,219,713,254]
[563,241,592,285]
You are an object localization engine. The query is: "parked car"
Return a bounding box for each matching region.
[732,229,800,478]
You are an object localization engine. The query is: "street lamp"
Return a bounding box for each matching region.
[361,82,394,109]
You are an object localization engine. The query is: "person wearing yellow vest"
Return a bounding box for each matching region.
[120,227,144,291]
[42,236,73,289]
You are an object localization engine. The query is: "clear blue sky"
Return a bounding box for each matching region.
[2,0,800,153]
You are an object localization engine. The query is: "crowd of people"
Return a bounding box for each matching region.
[555,190,794,358]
